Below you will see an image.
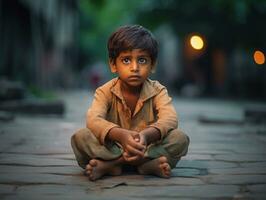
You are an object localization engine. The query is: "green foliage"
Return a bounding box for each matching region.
[78,0,144,66]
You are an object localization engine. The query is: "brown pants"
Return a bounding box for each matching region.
[71,128,189,169]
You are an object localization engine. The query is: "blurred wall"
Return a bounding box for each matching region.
[0,0,79,89]
[1,0,265,100]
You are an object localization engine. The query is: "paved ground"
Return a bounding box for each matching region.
[0,90,266,200]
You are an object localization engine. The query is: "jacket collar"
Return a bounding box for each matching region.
[110,78,158,102]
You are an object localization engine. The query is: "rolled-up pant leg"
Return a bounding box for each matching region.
[71,128,122,169]
[145,129,190,168]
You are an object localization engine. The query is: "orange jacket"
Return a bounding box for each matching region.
[87,78,178,145]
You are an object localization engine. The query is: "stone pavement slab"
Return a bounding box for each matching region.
[1,90,266,199]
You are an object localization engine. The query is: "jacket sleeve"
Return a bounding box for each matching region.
[149,87,178,141]
[86,88,119,145]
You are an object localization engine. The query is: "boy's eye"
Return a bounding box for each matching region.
[122,58,131,64]
[138,57,147,64]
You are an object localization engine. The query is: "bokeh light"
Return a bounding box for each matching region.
[253,50,265,65]
[190,35,204,50]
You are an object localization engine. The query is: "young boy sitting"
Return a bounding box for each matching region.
[71,25,190,181]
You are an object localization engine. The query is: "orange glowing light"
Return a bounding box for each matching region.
[253,50,265,65]
[190,35,204,50]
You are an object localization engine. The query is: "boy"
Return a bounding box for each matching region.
[71,25,189,181]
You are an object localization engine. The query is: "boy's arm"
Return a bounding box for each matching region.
[86,88,119,145]
[148,86,178,142]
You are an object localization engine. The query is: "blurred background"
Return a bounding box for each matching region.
[1,0,266,103]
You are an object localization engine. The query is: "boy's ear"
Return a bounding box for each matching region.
[109,59,117,73]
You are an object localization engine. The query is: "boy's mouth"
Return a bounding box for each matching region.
[128,75,141,80]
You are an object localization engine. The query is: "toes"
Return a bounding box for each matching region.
[159,156,168,164]
[164,172,170,178]
[85,168,92,176]
[162,163,171,171]
[85,164,93,171]
[164,163,171,171]
[85,170,90,176]
[89,175,95,181]
[89,159,97,166]
[160,163,171,177]
[85,169,95,181]
[164,166,171,175]
[160,162,168,169]
[85,164,94,176]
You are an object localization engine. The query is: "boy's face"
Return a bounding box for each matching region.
[109,49,154,88]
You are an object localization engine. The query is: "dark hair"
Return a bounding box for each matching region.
[107,25,158,64]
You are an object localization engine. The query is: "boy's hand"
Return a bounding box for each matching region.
[123,133,147,162]
[107,128,145,159]
[123,127,160,162]
[121,131,146,158]
[133,133,147,146]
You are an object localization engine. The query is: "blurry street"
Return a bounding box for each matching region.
[0,90,266,200]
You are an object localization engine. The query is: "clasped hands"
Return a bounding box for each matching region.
[120,130,147,162]
[108,127,160,163]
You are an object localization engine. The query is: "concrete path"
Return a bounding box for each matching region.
[1,90,266,200]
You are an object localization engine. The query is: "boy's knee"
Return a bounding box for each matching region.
[71,128,94,147]
[163,129,190,159]
[168,129,190,148]
[71,129,85,144]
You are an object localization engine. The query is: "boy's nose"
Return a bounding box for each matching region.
[130,60,139,72]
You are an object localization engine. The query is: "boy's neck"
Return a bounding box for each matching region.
[120,80,142,95]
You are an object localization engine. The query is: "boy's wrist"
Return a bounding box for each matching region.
[107,127,129,144]
[139,127,161,145]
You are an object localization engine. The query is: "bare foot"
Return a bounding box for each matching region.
[85,159,122,181]
[137,156,171,178]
